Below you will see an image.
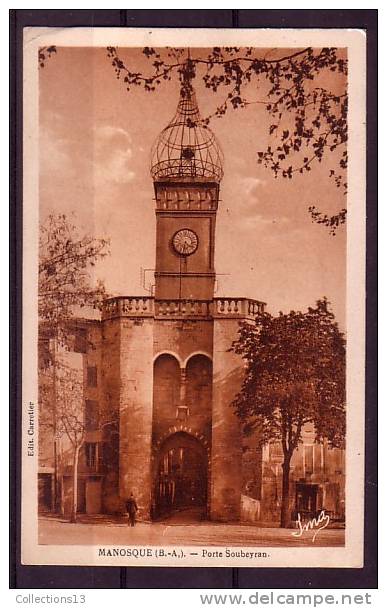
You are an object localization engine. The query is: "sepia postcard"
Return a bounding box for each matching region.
[21,26,366,568]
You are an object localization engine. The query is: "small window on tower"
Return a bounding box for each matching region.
[176,405,189,420]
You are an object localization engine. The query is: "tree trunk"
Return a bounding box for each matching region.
[52,348,60,513]
[60,471,64,517]
[54,439,60,511]
[280,454,292,528]
[70,446,80,523]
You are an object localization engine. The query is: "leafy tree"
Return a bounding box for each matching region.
[39,213,109,333]
[231,298,346,528]
[107,46,347,233]
[40,361,84,523]
[38,213,110,514]
[39,45,57,68]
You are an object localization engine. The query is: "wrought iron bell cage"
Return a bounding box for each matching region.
[150,82,224,183]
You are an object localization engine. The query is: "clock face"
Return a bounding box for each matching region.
[172,229,199,256]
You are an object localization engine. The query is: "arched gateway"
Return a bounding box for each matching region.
[153,432,208,520]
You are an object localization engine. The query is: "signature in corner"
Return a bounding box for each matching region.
[291,510,330,542]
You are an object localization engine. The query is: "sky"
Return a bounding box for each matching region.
[39,46,346,327]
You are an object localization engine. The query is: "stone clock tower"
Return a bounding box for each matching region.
[100,74,265,523]
[151,80,222,301]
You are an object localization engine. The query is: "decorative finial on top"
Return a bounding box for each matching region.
[150,56,224,183]
[179,51,195,97]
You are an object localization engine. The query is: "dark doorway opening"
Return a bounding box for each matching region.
[38,473,53,513]
[294,482,320,519]
[153,432,208,521]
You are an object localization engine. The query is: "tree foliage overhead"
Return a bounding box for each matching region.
[232,298,346,452]
[39,214,110,329]
[39,46,57,68]
[232,298,345,527]
[107,45,347,233]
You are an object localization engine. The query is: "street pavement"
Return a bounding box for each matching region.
[39,509,345,547]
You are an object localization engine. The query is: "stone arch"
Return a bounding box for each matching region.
[185,354,213,418]
[153,431,209,519]
[183,351,212,369]
[153,353,181,422]
[154,424,210,452]
[153,350,183,367]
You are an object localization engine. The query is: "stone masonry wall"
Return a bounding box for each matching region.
[118,318,154,520]
[153,319,213,365]
[102,317,154,519]
[211,318,244,521]
[100,319,121,513]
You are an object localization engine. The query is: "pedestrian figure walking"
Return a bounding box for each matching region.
[126,493,138,527]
